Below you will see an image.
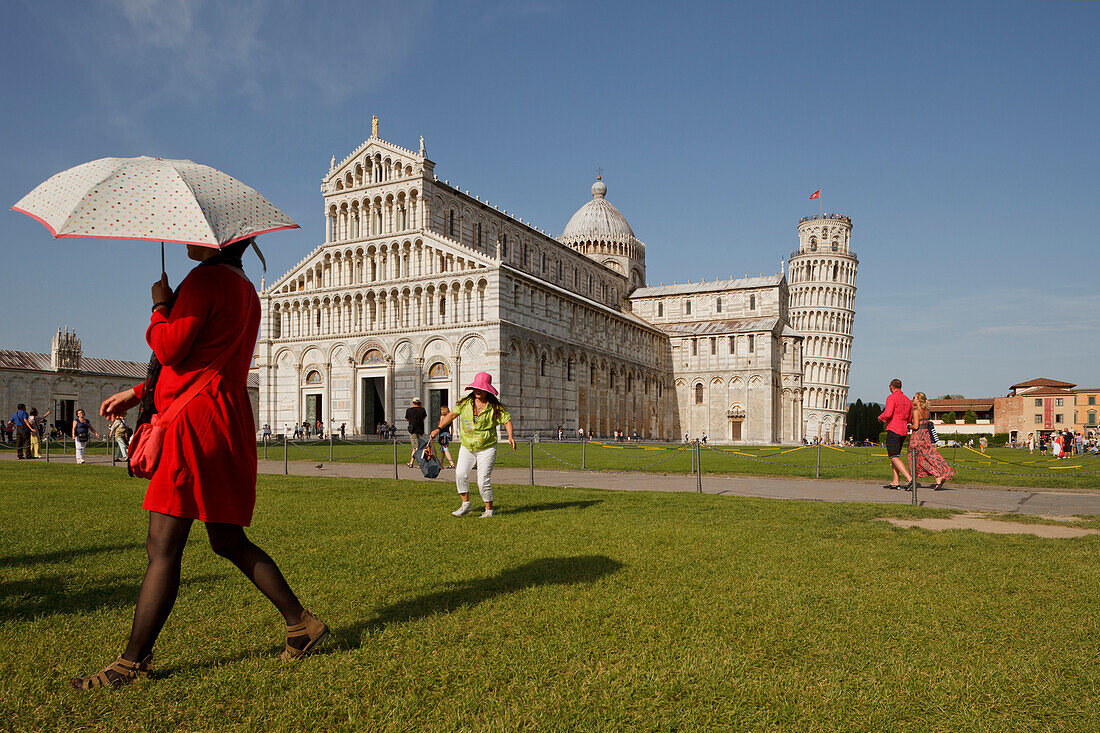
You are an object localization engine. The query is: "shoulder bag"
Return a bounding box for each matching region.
[128,305,253,479]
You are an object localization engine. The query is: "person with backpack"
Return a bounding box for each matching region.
[10,403,31,459]
[110,415,131,460]
[429,372,516,519]
[72,409,101,464]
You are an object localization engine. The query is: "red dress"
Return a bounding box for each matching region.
[132,264,260,526]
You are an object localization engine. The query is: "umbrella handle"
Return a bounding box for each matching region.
[161,241,165,277]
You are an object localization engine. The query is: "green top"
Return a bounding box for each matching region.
[455,398,511,452]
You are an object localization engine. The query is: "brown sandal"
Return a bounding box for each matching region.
[280,609,330,660]
[70,654,153,690]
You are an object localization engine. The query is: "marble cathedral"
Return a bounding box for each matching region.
[256,119,858,443]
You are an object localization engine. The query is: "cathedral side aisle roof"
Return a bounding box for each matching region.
[630,275,784,299]
[660,317,785,337]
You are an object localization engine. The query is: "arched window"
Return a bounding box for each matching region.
[501,233,508,257]
[833,264,839,280]
[476,222,482,247]
[427,362,449,380]
[305,370,322,384]
[567,358,574,381]
[749,294,756,310]
[695,383,704,404]
[716,297,722,313]
[685,300,692,315]
[448,210,455,236]
[540,355,547,377]
[609,370,615,389]
[657,302,664,317]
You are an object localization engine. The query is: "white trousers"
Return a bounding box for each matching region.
[75,438,87,462]
[455,445,496,503]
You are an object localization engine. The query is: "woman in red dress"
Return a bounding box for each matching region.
[72,239,328,690]
[909,392,955,491]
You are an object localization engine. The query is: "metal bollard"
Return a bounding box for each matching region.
[529,440,535,485]
[264,435,268,461]
[909,446,917,506]
[393,438,398,479]
[329,432,334,462]
[112,438,116,466]
[45,436,50,463]
[283,433,288,475]
[581,438,586,470]
[816,443,821,479]
[696,442,702,492]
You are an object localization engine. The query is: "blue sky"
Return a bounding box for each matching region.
[2,0,1097,402]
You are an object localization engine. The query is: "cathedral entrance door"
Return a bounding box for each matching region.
[428,389,449,426]
[305,394,322,428]
[362,377,385,434]
[730,419,742,442]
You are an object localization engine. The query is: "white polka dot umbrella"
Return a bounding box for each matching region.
[12,156,299,250]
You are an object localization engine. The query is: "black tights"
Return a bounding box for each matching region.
[122,512,304,662]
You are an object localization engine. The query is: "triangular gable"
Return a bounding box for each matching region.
[326,137,423,184]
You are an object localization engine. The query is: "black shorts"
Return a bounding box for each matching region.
[885,431,905,458]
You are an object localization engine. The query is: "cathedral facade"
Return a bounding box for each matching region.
[256,121,858,443]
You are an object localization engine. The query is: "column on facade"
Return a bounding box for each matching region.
[323,362,332,435]
[413,358,424,408]
[293,364,303,426]
[385,360,395,431]
[349,359,359,435]
[452,357,462,409]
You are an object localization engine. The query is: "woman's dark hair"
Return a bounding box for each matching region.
[456,391,506,422]
[200,237,253,270]
[29,408,37,415]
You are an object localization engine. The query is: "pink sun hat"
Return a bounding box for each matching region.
[465,372,498,396]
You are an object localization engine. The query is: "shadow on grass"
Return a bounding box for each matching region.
[333,554,623,650]
[504,499,603,515]
[0,573,227,621]
[0,542,143,569]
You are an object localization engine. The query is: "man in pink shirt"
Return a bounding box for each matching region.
[878,378,914,490]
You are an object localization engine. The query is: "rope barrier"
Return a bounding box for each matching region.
[532,443,584,470]
[533,442,689,471]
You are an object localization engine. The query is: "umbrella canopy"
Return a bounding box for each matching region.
[12,156,298,248]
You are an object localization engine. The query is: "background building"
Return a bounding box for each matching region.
[2,329,261,437]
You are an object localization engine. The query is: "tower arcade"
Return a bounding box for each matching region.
[787,214,858,441]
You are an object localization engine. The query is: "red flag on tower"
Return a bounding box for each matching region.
[809,189,821,200]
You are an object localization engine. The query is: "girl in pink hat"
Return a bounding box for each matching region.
[429,372,515,518]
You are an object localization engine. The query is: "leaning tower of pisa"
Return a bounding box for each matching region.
[787,214,858,442]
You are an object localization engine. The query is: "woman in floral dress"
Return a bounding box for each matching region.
[909,392,955,490]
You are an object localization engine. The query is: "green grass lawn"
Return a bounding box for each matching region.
[245,438,1100,491]
[2,463,1099,731]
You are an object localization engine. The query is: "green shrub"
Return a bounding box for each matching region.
[942,411,957,424]
[963,410,978,424]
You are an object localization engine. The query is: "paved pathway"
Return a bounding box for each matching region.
[13,449,1100,517]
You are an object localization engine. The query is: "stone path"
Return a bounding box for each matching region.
[11,450,1099,518]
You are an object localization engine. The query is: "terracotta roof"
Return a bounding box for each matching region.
[662,317,781,337]
[1015,387,1075,396]
[1011,377,1076,389]
[631,275,783,298]
[927,399,995,412]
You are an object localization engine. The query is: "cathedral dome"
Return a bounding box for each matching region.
[559,176,636,244]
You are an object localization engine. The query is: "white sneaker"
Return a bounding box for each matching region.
[452,502,472,517]
[479,509,494,519]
